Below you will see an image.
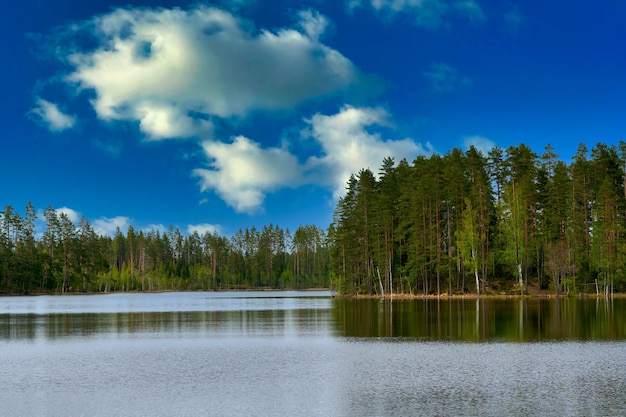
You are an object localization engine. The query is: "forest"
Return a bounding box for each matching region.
[0,205,330,294]
[2,141,626,296]
[330,142,626,297]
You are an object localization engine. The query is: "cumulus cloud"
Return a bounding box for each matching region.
[58,6,366,139]
[187,223,223,235]
[55,207,81,224]
[145,224,167,235]
[422,62,472,92]
[194,136,303,213]
[93,216,132,236]
[304,106,431,198]
[193,106,430,211]
[463,135,495,155]
[298,9,330,41]
[30,98,76,132]
[348,0,485,28]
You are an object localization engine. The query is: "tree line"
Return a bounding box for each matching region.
[4,141,626,297]
[329,142,626,297]
[0,204,329,294]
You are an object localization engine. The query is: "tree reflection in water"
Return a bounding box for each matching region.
[332,297,626,341]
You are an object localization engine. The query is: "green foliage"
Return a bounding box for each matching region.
[329,142,626,296]
[4,142,626,296]
[0,204,329,294]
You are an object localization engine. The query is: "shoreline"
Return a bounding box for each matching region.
[335,291,626,300]
[0,287,333,297]
[3,287,626,299]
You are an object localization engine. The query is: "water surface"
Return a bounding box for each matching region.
[1,292,625,416]
[333,296,626,341]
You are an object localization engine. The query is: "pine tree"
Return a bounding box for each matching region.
[464,146,494,293]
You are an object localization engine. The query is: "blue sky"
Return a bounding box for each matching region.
[3,0,626,237]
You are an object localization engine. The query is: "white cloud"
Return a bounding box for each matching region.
[298,9,330,41]
[55,207,81,224]
[60,6,366,139]
[194,135,303,213]
[348,0,485,28]
[422,62,472,92]
[463,135,495,155]
[30,98,76,132]
[145,224,167,235]
[304,106,432,199]
[93,216,132,236]
[135,103,213,141]
[193,106,429,211]
[187,223,223,235]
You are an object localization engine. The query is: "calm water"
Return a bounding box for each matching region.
[1,292,625,416]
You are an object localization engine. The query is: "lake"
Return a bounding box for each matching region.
[1,292,625,416]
